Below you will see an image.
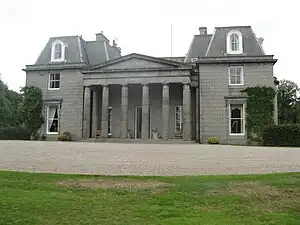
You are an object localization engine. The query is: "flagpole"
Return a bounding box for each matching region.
[170,24,173,57]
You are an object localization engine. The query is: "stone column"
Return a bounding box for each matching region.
[120,84,128,139]
[83,86,91,139]
[92,90,99,136]
[162,83,169,140]
[183,83,191,141]
[142,84,149,140]
[196,87,200,141]
[101,85,109,138]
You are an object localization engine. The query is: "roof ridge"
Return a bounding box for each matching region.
[214,26,251,29]
[50,35,80,39]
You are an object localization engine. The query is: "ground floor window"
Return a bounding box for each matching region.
[47,105,60,134]
[175,105,183,133]
[229,104,244,135]
[108,106,112,135]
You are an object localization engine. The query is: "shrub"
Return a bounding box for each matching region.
[0,126,30,140]
[208,136,219,144]
[262,124,300,146]
[57,132,72,142]
[62,132,72,141]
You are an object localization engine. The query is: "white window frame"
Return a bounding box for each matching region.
[226,30,243,54]
[51,40,66,62]
[108,106,112,135]
[229,104,245,136]
[175,105,183,133]
[228,66,244,86]
[46,104,60,134]
[48,73,61,90]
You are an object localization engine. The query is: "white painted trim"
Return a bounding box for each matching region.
[205,28,216,57]
[77,36,84,63]
[46,104,60,135]
[51,40,66,62]
[104,42,109,61]
[228,66,244,86]
[48,73,61,90]
[228,103,245,136]
[226,30,243,55]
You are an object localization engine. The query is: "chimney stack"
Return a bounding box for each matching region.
[199,27,207,35]
[95,31,110,43]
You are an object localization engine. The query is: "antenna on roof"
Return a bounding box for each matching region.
[170,24,173,57]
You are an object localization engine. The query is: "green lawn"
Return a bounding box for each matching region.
[0,171,300,225]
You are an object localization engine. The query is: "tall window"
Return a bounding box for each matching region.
[175,106,183,133]
[226,30,243,54]
[108,106,112,135]
[229,66,243,85]
[51,40,65,62]
[54,43,62,59]
[229,104,244,135]
[48,73,60,90]
[47,105,60,134]
[230,34,239,52]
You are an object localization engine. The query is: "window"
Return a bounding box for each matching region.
[229,66,243,85]
[48,73,60,90]
[175,106,183,133]
[47,105,60,134]
[230,34,239,52]
[229,104,244,135]
[51,40,65,62]
[54,43,62,59]
[226,30,243,54]
[108,106,112,135]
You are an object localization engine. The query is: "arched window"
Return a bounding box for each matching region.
[54,43,62,59]
[227,30,243,54]
[51,40,65,62]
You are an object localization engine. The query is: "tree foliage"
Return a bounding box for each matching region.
[277,79,300,124]
[0,78,44,140]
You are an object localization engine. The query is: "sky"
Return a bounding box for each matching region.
[0,0,299,91]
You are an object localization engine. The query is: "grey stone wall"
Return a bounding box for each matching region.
[199,63,275,144]
[26,70,84,140]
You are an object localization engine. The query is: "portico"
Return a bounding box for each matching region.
[81,53,197,141]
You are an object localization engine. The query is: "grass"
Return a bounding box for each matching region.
[0,171,300,225]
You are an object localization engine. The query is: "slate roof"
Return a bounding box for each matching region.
[34,34,121,66]
[184,26,266,62]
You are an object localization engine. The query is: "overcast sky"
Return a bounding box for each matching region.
[0,0,298,91]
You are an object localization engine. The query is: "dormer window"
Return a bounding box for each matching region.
[227,30,243,54]
[51,40,65,62]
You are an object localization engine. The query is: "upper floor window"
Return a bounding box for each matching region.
[229,66,244,85]
[48,73,60,90]
[227,30,243,54]
[51,40,65,62]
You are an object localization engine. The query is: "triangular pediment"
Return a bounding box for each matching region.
[87,53,189,71]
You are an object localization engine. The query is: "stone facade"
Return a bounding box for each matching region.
[23,26,278,144]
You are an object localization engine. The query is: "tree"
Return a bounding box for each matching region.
[19,86,44,137]
[277,79,300,124]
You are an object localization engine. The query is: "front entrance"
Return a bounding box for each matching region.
[134,106,151,139]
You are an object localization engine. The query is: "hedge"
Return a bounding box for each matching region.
[0,126,31,140]
[262,124,300,146]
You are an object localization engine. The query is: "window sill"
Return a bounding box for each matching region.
[48,88,60,91]
[47,132,58,135]
[229,133,245,136]
[229,84,244,87]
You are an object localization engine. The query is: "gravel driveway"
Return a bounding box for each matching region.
[1,140,300,176]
